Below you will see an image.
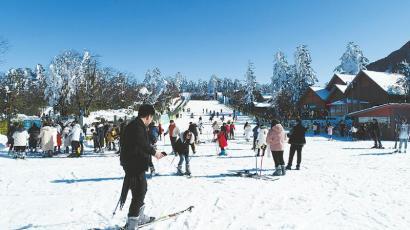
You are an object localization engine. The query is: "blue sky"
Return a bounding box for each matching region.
[0,0,410,85]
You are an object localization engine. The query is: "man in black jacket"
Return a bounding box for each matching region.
[286,119,307,170]
[119,104,164,230]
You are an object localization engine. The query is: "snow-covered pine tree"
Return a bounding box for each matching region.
[46,50,82,115]
[208,74,218,98]
[334,42,369,75]
[398,61,410,99]
[271,51,290,96]
[293,45,317,102]
[143,67,166,104]
[243,61,257,105]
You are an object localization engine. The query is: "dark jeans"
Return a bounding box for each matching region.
[288,144,303,167]
[170,137,177,152]
[373,137,382,148]
[127,173,147,217]
[178,152,190,166]
[14,146,26,152]
[253,136,257,149]
[271,151,284,167]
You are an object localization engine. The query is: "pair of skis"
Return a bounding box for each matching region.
[90,206,194,230]
[223,170,279,182]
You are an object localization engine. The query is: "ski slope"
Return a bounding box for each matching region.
[1,100,409,230]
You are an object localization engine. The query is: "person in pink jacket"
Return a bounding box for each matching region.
[266,119,287,176]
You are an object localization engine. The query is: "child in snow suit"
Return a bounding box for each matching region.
[175,130,195,175]
[266,120,287,176]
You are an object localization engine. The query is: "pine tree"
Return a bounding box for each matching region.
[398,61,410,99]
[293,45,317,102]
[243,61,257,105]
[334,42,369,75]
[271,51,290,96]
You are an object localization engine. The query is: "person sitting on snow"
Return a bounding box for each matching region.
[12,124,29,158]
[175,130,195,176]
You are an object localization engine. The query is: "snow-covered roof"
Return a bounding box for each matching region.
[336,73,355,84]
[310,86,330,101]
[334,84,348,93]
[253,102,272,108]
[330,99,369,105]
[362,70,405,95]
[261,94,273,100]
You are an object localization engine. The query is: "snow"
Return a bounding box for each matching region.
[335,73,355,84]
[334,84,348,93]
[363,70,405,95]
[330,98,369,105]
[310,86,330,101]
[253,102,271,108]
[1,100,410,229]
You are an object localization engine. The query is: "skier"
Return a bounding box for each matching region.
[212,121,220,141]
[251,123,259,148]
[148,122,159,174]
[266,120,287,176]
[225,122,231,140]
[397,118,410,153]
[28,123,40,153]
[217,126,228,156]
[244,122,253,143]
[164,120,180,154]
[255,124,268,157]
[175,130,194,176]
[158,122,164,141]
[188,122,198,153]
[370,119,383,149]
[229,122,236,140]
[97,122,106,152]
[286,118,307,170]
[119,104,165,230]
[198,117,203,135]
[12,124,29,158]
[39,122,57,158]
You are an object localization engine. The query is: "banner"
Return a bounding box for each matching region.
[0,120,8,135]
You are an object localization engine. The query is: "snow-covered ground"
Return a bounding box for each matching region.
[1,100,409,230]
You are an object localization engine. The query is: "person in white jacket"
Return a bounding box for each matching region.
[244,123,253,142]
[68,123,83,157]
[12,124,29,158]
[397,119,410,153]
[255,125,268,156]
[39,122,57,157]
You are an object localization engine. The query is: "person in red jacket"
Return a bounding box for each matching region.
[225,122,231,140]
[217,126,228,156]
[229,122,236,140]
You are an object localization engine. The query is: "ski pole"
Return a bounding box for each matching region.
[255,154,258,174]
[112,196,121,217]
[260,155,264,176]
